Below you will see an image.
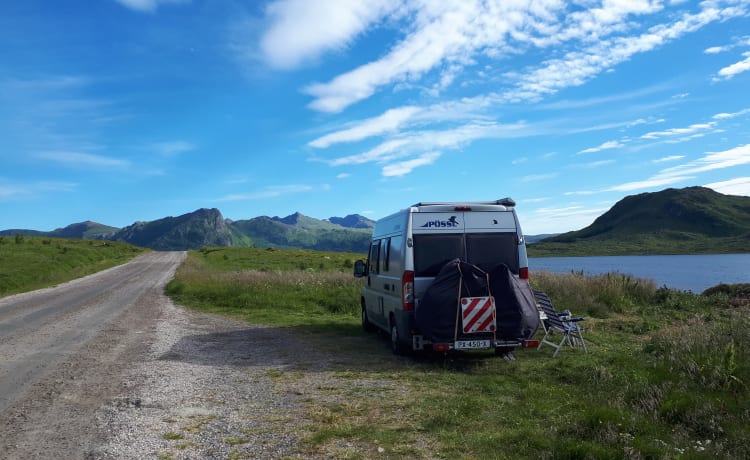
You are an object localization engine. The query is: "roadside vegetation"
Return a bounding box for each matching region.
[166,247,749,459]
[0,235,146,297]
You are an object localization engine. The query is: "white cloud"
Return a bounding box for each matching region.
[259,0,399,70]
[293,1,750,181]
[704,45,726,54]
[306,1,564,112]
[580,160,616,168]
[704,177,750,196]
[712,107,750,119]
[522,204,610,234]
[713,51,750,81]
[309,106,421,148]
[578,140,624,154]
[606,175,692,192]
[640,122,717,139]
[325,120,529,172]
[653,155,685,163]
[502,2,740,102]
[336,173,351,179]
[302,0,677,112]
[657,144,750,177]
[0,180,77,200]
[570,144,750,196]
[381,151,441,177]
[35,151,129,168]
[114,0,188,13]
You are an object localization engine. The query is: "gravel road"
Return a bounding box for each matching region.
[0,251,411,459]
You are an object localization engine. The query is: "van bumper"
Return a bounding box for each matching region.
[411,335,529,352]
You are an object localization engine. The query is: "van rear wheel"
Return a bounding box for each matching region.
[390,322,404,355]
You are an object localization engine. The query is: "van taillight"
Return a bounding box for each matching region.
[519,267,529,279]
[402,270,415,311]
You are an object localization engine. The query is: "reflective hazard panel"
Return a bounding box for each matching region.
[461,296,496,333]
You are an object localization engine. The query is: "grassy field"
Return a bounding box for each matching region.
[0,235,147,297]
[166,247,749,459]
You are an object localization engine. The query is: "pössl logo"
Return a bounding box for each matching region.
[420,216,459,228]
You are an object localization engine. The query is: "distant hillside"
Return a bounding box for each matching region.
[54,221,119,239]
[0,221,118,239]
[232,213,371,253]
[529,186,750,256]
[103,208,251,250]
[327,214,375,229]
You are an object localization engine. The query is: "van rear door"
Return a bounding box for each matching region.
[411,210,521,276]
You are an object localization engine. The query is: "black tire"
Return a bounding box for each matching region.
[390,321,404,355]
[361,304,375,333]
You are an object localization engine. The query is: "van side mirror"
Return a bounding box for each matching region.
[353,259,368,277]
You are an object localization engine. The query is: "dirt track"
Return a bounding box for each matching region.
[0,251,407,459]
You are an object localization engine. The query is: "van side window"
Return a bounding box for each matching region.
[369,241,381,274]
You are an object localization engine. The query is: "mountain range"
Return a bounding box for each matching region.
[3,187,749,254]
[1,209,376,252]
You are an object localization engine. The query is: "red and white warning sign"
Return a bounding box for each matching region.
[461,296,496,333]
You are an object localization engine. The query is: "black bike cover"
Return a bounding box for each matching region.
[415,259,539,343]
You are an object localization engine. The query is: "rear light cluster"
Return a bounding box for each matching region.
[402,270,414,311]
[519,267,529,279]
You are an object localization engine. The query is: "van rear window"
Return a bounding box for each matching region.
[466,233,519,273]
[413,233,519,277]
[413,234,463,277]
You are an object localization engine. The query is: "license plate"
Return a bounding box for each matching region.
[454,339,491,350]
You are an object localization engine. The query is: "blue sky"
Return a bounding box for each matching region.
[1,0,749,235]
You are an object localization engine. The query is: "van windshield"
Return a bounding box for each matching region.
[413,233,519,277]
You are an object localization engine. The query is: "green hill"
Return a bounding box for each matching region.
[104,208,252,250]
[0,221,119,239]
[529,186,750,256]
[232,213,372,253]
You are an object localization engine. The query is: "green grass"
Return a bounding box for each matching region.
[0,235,147,297]
[165,247,363,335]
[166,247,749,459]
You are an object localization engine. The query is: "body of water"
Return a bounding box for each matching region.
[528,253,750,293]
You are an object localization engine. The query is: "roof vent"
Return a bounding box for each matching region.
[497,197,515,207]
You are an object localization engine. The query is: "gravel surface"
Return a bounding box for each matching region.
[94,301,314,459]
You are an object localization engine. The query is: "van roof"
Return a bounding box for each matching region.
[411,197,516,207]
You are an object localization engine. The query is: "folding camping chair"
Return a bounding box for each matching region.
[533,290,587,358]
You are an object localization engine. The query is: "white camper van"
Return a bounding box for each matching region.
[354,198,538,355]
